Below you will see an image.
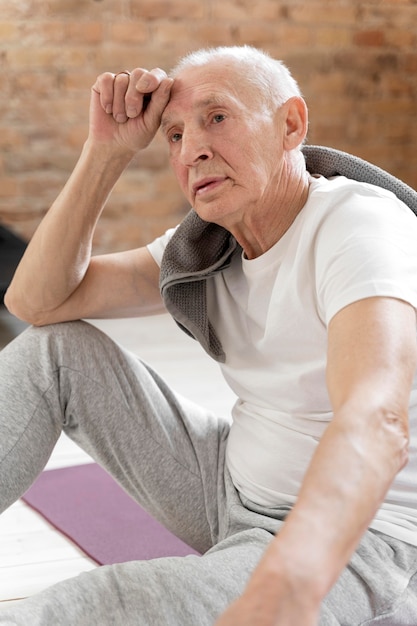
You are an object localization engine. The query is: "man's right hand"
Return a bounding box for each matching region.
[89,68,173,153]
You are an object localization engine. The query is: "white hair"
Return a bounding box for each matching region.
[169,45,302,108]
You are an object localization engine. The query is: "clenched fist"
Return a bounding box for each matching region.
[89,67,173,154]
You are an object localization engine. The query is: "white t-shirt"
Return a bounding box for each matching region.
[148,175,417,546]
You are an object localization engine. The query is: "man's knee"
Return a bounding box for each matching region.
[19,320,104,363]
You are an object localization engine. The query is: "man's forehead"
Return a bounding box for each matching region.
[166,60,246,108]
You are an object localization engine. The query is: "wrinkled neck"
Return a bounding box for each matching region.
[230,152,310,259]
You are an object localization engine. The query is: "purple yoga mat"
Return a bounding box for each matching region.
[22,463,199,565]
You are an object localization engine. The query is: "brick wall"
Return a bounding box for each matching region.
[1,0,417,252]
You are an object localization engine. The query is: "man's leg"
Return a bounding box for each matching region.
[236,497,417,625]
[3,321,417,624]
[320,529,417,625]
[3,494,417,625]
[0,526,273,626]
[0,320,230,552]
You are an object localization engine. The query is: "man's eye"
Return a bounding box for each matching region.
[170,132,182,143]
[213,114,226,124]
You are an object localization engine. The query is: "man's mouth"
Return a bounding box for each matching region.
[192,177,227,197]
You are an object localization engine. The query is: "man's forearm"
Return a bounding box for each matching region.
[5,141,133,324]
[215,414,404,626]
[248,408,408,609]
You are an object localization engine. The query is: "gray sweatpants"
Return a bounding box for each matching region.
[0,320,417,625]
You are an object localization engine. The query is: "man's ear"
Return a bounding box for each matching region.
[281,96,308,150]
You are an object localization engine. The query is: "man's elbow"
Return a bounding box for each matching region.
[4,287,45,326]
[383,410,410,473]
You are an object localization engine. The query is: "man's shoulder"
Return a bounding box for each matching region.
[307,174,415,222]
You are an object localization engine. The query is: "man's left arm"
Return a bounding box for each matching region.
[216,296,417,626]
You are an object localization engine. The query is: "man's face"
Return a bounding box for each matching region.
[160,61,286,227]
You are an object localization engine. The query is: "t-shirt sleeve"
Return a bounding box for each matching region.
[315,188,417,326]
[146,226,178,267]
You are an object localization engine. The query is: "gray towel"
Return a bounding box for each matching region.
[160,145,417,362]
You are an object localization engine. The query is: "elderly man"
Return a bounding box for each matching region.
[1,45,417,625]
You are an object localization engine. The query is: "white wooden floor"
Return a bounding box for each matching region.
[0,309,236,607]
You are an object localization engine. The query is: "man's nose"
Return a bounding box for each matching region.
[180,130,213,166]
